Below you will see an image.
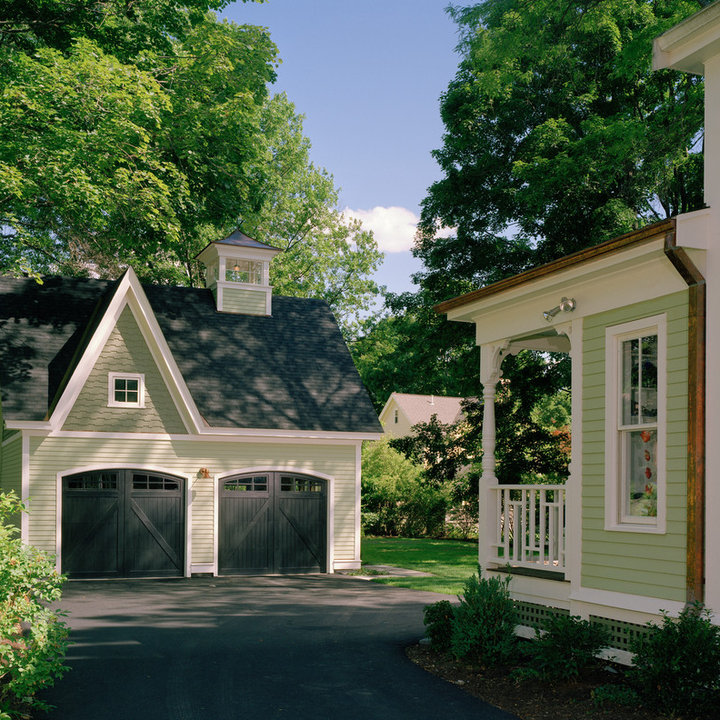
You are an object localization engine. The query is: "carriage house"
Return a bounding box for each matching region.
[437,2,720,661]
[0,231,381,578]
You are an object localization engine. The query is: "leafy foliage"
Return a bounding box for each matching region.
[522,614,611,680]
[361,438,447,537]
[628,604,720,718]
[0,0,380,333]
[0,492,68,718]
[417,0,706,292]
[423,600,455,653]
[451,573,518,666]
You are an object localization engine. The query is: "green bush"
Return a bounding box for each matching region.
[361,439,447,537]
[591,684,640,709]
[0,492,69,719]
[628,604,720,718]
[526,614,610,680]
[451,573,518,666]
[423,600,455,652]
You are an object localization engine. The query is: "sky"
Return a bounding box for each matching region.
[222,0,463,296]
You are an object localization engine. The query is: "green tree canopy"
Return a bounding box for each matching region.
[0,0,380,334]
[417,0,706,296]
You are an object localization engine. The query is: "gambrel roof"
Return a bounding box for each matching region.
[0,275,381,434]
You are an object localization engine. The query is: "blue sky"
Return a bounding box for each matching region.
[222,0,462,295]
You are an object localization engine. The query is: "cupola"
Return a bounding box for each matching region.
[196,230,282,315]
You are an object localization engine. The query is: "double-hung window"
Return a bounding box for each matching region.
[605,315,666,532]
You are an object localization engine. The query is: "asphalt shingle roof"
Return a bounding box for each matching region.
[0,276,380,434]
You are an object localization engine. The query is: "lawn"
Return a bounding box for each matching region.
[361,536,479,595]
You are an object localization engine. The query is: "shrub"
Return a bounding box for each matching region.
[628,604,720,718]
[0,492,69,719]
[361,439,447,537]
[451,573,518,666]
[591,684,640,709]
[423,600,455,652]
[526,614,610,680]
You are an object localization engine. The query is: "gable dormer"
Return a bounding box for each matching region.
[196,230,281,315]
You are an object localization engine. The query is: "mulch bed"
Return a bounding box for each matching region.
[406,644,666,720]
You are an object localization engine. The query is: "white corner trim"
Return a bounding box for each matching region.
[21,434,29,544]
[354,441,362,567]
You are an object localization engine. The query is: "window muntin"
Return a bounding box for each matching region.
[619,334,658,520]
[225,259,263,285]
[605,316,666,532]
[108,373,145,408]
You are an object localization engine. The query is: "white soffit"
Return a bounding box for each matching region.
[653,1,720,74]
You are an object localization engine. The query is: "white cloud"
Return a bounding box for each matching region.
[343,206,419,253]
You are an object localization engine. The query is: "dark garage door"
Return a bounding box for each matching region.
[62,469,185,578]
[219,472,327,574]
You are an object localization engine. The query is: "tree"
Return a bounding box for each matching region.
[417,0,706,292]
[0,5,277,283]
[242,94,381,336]
[0,1,381,333]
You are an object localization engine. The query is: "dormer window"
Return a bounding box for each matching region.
[108,373,145,408]
[225,259,263,285]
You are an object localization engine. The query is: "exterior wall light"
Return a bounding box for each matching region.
[543,297,576,322]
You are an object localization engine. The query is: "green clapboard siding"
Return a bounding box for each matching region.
[27,435,358,566]
[0,435,23,529]
[222,286,267,315]
[582,291,688,602]
[63,305,187,434]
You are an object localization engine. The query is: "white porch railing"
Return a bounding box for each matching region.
[490,484,566,573]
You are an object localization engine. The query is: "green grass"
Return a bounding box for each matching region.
[361,536,479,595]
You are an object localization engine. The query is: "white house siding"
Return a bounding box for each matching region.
[221,286,268,315]
[63,305,186,434]
[582,291,689,603]
[27,435,359,571]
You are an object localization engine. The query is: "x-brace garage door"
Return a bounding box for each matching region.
[219,472,327,574]
[61,469,185,578]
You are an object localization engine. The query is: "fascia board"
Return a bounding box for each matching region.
[5,421,52,431]
[462,246,689,347]
[653,2,720,74]
[122,272,204,433]
[47,272,134,429]
[47,268,204,434]
[446,237,668,327]
[214,245,281,262]
[27,429,383,443]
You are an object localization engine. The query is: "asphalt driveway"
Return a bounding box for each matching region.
[40,574,518,720]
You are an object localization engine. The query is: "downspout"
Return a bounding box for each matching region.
[664,227,706,605]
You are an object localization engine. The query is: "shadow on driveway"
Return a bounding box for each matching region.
[40,575,518,720]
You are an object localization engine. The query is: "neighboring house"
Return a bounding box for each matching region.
[0,231,381,579]
[379,392,465,438]
[436,3,720,662]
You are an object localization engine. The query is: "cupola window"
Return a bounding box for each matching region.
[225,259,263,285]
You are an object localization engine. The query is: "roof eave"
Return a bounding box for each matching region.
[435,219,676,318]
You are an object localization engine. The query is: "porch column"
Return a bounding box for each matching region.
[555,320,580,588]
[478,341,510,571]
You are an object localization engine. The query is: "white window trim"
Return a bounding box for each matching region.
[108,372,146,408]
[604,314,667,534]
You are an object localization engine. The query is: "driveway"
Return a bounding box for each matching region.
[40,575,518,720]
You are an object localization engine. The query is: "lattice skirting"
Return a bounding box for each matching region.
[515,601,650,652]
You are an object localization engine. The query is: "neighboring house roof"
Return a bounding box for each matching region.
[0,276,381,434]
[384,393,465,427]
